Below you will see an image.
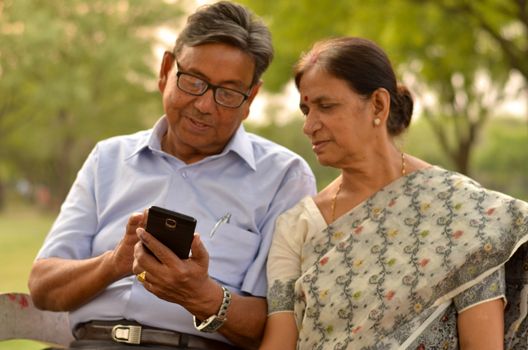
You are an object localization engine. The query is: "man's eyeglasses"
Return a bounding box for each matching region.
[176,71,250,109]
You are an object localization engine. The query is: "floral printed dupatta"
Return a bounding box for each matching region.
[293,167,528,349]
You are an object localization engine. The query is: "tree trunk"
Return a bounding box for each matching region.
[454,140,471,176]
[0,178,5,211]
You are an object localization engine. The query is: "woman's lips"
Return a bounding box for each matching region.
[312,140,329,153]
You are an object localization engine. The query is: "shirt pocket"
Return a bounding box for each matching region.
[199,218,261,289]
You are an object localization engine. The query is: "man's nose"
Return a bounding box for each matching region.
[193,88,216,113]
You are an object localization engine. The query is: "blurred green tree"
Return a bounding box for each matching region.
[423,0,528,87]
[473,117,528,200]
[0,0,183,208]
[241,0,524,176]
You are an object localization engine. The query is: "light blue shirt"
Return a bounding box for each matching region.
[37,116,316,342]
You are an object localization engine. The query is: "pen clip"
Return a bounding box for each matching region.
[209,212,231,238]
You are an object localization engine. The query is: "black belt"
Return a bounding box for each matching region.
[74,320,238,350]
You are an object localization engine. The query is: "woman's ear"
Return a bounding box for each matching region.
[158,51,175,92]
[371,87,390,121]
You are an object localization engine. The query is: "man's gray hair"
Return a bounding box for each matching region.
[173,1,273,86]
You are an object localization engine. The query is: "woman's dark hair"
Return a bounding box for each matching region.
[174,1,273,87]
[294,37,413,136]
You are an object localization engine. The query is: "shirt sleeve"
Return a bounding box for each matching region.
[36,145,100,260]
[454,266,506,313]
[266,198,313,314]
[240,166,316,297]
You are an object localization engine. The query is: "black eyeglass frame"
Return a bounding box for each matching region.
[175,70,251,109]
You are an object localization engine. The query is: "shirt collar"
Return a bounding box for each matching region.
[126,116,256,170]
[126,117,166,159]
[223,123,256,171]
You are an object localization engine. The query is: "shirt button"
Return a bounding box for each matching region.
[181,171,187,178]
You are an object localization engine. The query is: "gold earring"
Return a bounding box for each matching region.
[373,118,381,126]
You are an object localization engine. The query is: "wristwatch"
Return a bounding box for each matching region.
[193,286,232,333]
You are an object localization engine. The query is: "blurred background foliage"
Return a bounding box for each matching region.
[0,0,527,215]
[0,0,184,210]
[241,0,528,190]
[0,1,525,346]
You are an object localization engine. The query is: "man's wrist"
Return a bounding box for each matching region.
[193,286,232,333]
[103,250,125,282]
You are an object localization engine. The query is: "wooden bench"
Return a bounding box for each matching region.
[0,292,74,348]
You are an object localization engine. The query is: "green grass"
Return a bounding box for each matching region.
[0,205,53,292]
[0,204,56,350]
[0,340,48,350]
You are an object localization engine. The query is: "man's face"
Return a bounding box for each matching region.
[159,43,260,163]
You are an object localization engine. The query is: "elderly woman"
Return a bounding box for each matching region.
[260,37,528,349]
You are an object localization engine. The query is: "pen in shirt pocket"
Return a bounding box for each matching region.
[209,212,231,238]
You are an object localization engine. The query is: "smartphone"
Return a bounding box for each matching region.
[145,206,197,259]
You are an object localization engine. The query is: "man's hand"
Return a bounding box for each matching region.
[133,228,267,349]
[132,228,217,316]
[29,211,146,311]
[110,211,146,279]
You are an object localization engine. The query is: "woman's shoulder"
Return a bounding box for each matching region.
[416,165,528,215]
[275,196,326,235]
[279,196,320,221]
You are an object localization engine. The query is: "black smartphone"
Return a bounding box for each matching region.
[145,206,197,259]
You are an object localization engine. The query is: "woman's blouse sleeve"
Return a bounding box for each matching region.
[266,197,314,315]
[454,266,506,313]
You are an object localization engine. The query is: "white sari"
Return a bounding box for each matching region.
[267,167,528,349]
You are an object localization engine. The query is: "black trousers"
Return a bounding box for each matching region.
[45,339,208,349]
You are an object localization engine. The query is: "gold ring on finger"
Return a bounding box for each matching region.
[136,271,147,283]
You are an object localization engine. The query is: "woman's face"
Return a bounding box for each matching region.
[298,67,376,167]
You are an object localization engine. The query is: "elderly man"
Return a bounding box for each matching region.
[28,2,316,349]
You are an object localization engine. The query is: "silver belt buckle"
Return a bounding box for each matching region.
[111,324,142,344]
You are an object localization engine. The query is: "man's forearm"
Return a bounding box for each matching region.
[28,252,120,311]
[218,293,267,349]
[180,279,266,349]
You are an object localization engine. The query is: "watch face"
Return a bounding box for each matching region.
[204,317,224,332]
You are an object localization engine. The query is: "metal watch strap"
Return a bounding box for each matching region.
[193,286,232,333]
